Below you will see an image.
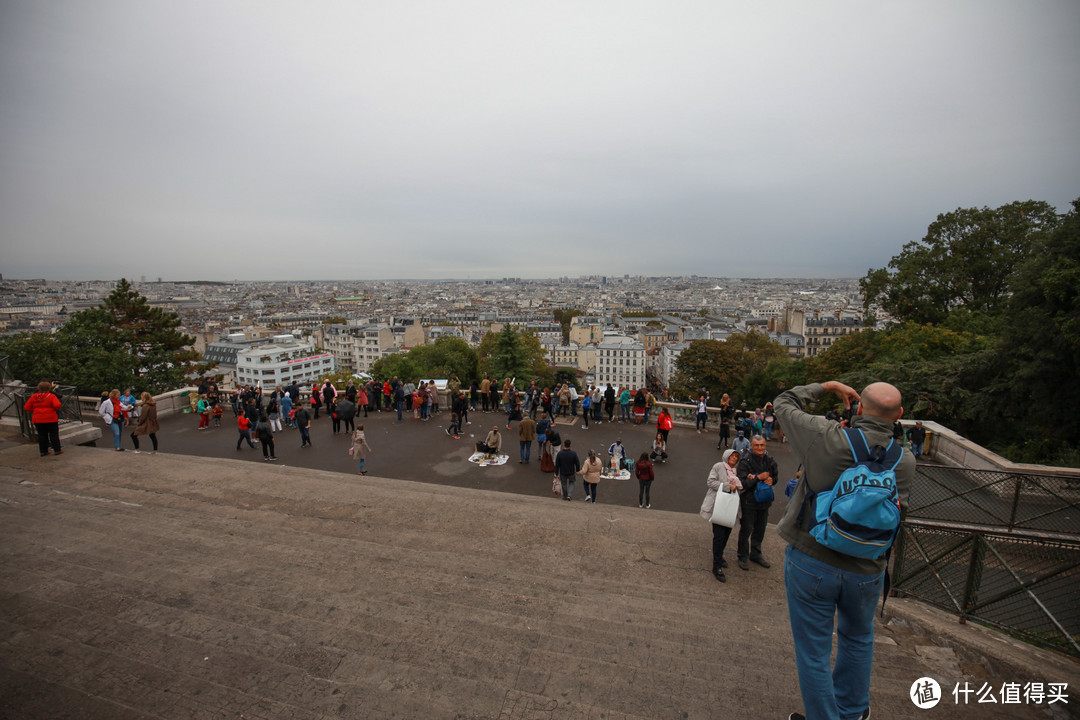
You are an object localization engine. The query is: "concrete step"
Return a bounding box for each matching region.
[0,444,1068,720]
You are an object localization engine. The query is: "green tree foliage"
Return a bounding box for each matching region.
[861,200,1060,324]
[807,323,990,380]
[670,332,786,402]
[477,325,548,383]
[368,353,420,383]
[989,199,1080,461]
[849,197,1079,466]
[738,357,808,408]
[368,337,479,382]
[0,279,199,395]
[407,337,479,381]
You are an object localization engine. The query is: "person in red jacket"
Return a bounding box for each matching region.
[236,414,256,450]
[656,406,674,444]
[24,381,63,457]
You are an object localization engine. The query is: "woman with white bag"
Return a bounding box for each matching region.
[700,449,743,583]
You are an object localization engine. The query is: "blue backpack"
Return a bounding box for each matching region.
[802,428,904,559]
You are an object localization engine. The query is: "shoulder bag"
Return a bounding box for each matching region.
[710,487,740,528]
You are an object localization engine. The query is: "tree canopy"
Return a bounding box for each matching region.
[368,336,479,382]
[670,332,786,402]
[0,279,199,395]
[477,325,548,383]
[860,200,1060,325]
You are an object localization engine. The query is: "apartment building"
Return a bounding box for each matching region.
[235,335,336,389]
[594,337,647,389]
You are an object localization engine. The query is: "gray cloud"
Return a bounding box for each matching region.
[2,0,1078,281]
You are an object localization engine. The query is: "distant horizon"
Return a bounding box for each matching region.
[3,274,864,285]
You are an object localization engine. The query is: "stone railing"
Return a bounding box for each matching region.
[902,419,1080,481]
[77,387,201,420]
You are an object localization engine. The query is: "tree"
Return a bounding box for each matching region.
[407,336,479,381]
[670,332,786,402]
[990,198,1080,460]
[477,325,548,382]
[0,331,67,386]
[861,200,1060,324]
[0,279,199,395]
[807,323,989,380]
[738,357,807,408]
[368,353,420,383]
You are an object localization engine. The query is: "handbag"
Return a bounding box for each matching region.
[710,488,740,528]
[552,477,562,496]
[754,480,775,503]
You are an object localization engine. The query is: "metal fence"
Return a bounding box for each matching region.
[893,464,1080,658]
[6,383,83,440]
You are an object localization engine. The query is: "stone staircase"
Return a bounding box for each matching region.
[0,445,1071,720]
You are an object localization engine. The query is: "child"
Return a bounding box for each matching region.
[212,404,224,427]
[446,411,461,439]
[349,424,372,474]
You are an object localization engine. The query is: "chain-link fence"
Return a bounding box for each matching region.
[893,464,1080,657]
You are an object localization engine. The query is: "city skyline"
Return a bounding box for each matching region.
[2,2,1078,282]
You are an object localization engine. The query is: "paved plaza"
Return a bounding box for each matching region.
[0,410,1076,719]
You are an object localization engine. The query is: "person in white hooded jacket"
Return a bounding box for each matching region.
[699,449,743,582]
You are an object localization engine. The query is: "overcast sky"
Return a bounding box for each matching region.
[2,1,1078,282]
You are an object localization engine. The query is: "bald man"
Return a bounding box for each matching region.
[774,381,915,720]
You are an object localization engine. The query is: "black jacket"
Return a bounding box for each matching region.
[738,451,779,509]
[555,448,581,477]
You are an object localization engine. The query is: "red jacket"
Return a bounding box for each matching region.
[657,413,674,432]
[237,416,251,431]
[24,392,61,424]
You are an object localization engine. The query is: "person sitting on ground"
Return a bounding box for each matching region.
[650,432,668,463]
[475,425,502,455]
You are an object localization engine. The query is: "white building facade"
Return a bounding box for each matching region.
[235,335,337,389]
[594,338,647,389]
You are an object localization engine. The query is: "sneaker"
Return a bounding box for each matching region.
[269,456,278,460]
[53,450,63,455]
[639,503,643,508]
[750,556,771,569]
[646,504,651,509]
[133,450,142,454]
[738,559,750,571]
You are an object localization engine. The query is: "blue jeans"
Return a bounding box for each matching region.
[696,412,707,430]
[911,441,923,457]
[621,404,630,422]
[110,419,124,449]
[520,440,531,462]
[784,546,882,720]
[764,420,774,439]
